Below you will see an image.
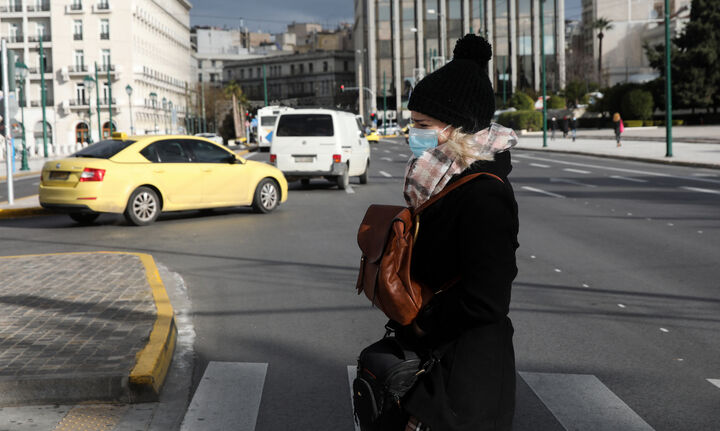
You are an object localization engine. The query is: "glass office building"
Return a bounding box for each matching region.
[354,0,566,122]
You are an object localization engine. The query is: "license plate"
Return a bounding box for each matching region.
[49,171,69,180]
[294,156,314,163]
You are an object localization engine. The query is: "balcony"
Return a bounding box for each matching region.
[29,66,52,74]
[68,99,89,109]
[27,2,50,12]
[100,32,110,40]
[7,34,24,44]
[100,97,117,106]
[28,35,51,43]
[65,3,83,13]
[73,33,83,41]
[68,65,89,74]
[98,64,115,72]
[0,4,23,13]
[30,99,55,107]
[92,1,110,13]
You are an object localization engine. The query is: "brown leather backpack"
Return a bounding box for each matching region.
[355,172,503,325]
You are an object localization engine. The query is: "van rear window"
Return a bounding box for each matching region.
[73,139,136,159]
[260,116,277,126]
[276,114,334,137]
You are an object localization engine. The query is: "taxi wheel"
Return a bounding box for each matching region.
[252,178,279,214]
[124,187,161,226]
[69,213,99,225]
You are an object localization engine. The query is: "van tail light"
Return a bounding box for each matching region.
[333,154,342,163]
[269,154,277,164]
[79,168,106,182]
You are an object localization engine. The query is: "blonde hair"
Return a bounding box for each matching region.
[443,127,494,168]
[613,112,621,122]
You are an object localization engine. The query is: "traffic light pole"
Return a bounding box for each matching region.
[664,0,673,157]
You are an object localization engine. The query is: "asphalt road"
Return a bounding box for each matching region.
[0,140,718,430]
[0,173,41,202]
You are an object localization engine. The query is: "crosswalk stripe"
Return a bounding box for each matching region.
[681,186,720,195]
[520,372,655,431]
[181,362,267,431]
[348,366,361,431]
[530,163,551,168]
[379,171,392,178]
[610,175,648,183]
[564,168,592,174]
[521,186,566,198]
[708,379,720,390]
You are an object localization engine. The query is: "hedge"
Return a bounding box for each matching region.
[497,110,543,131]
[547,96,567,109]
[621,89,654,121]
[509,92,534,110]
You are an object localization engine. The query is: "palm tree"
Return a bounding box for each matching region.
[592,17,613,84]
[223,81,249,140]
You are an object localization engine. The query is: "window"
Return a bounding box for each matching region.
[71,0,82,10]
[211,60,216,67]
[102,82,110,103]
[98,0,109,9]
[276,114,334,137]
[75,122,89,144]
[240,69,244,79]
[299,64,304,74]
[186,140,233,163]
[249,68,253,78]
[74,139,136,159]
[290,65,294,75]
[198,73,203,82]
[344,61,349,71]
[73,20,83,40]
[76,83,86,104]
[141,140,190,163]
[100,19,109,39]
[309,63,313,73]
[101,49,111,69]
[210,73,216,82]
[323,61,328,72]
[37,22,46,38]
[74,50,85,69]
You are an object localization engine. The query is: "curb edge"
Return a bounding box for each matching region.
[516,147,720,170]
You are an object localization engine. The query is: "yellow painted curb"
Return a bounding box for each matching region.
[129,253,177,397]
[0,207,49,218]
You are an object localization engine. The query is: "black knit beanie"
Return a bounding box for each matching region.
[408,34,495,133]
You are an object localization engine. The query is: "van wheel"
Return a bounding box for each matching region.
[69,213,99,225]
[124,187,160,226]
[359,161,369,185]
[252,178,279,213]
[336,166,349,190]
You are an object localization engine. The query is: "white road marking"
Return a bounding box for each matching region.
[529,163,551,168]
[520,372,655,431]
[381,157,393,162]
[521,186,565,198]
[514,153,720,185]
[660,328,669,333]
[707,379,720,390]
[681,186,720,195]
[698,230,703,234]
[610,175,648,183]
[345,185,355,194]
[667,223,674,226]
[383,149,391,153]
[550,178,597,188]
[348,366,361,431]
[181,362,267,431]
[530,255,536,259]
[582,283,589,288]
[554,268,562,273]
[692,173,718,177]
[398,153,409,158]
[379,171,392,178]
[563,168,591,174]
[618,304,626,308]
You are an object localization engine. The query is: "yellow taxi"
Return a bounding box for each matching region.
[365,130,380,143]
[39,133,288,225]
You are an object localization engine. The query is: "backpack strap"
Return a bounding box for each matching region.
[414,172,504,215]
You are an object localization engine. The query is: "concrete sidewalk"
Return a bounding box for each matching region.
[0,252,177,406]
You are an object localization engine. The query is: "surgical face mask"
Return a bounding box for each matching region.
[408,125,451,158]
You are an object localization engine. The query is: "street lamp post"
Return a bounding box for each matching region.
[162,97,168,134]
[540,0,548,148]
[14,61,29,171]
[149,92,158,134]
[94,63,101,139]
[84,75,95,144]
[125,84,134,135]
[664,0,673,157]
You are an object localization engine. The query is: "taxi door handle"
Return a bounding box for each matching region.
[203,169,212,173]
[153,169,165,174]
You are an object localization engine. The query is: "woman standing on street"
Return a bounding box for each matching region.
[613,112,624,147]
[397,34,519,431]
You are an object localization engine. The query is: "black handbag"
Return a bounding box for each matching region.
[352,333,436,431]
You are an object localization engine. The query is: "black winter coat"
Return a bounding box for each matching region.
[401,150,519,431]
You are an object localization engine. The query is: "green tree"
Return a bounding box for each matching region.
[547,96,567,109]
[621,89,654,120]
[223,81,249,138]
[592,18,614,84]
[508,91,534,110]
[644,0,720,113]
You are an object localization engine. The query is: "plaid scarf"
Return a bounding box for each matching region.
[403,123,518,209]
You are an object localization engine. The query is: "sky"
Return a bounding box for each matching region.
[189,0,355,33]
[189,0,583,34]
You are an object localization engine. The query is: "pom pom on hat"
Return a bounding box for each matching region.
[408,34,496,134]
[453,34,492,67]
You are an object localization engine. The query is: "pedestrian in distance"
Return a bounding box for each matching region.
[613,112,624,147]
[562,115,569,139]
[550,116,557,140]
[396,33,519,431]
[570,116,577,142]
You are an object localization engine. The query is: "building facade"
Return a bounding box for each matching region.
[581,0,691,86]
[354,0,567,122]
[224,51,356,110]
[0,0,192,159]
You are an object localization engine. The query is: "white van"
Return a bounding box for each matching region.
[257,106,294,151]
[270,109,371,189]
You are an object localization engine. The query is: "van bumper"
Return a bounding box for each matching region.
[282,162,346,181]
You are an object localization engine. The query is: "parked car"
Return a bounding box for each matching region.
[270,109,371,189]
[39,133,288,225]
[194,133,224,146]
